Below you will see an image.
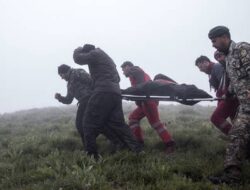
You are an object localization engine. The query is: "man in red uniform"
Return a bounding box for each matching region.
[121,61,175,154]
[195,55,239,135]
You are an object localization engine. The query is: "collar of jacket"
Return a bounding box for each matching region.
[226,40,236,55]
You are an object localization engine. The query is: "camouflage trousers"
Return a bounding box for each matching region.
[224,104,250,170]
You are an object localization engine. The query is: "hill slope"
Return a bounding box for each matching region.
[0,103,249,190]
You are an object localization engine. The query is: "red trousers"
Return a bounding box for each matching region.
[210,98,239,135]
[128,100,172,144]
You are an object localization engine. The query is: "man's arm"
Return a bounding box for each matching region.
[55,91,74,104]
[238,43,250,78]
[73,47,97,65]
[129,67,145,84]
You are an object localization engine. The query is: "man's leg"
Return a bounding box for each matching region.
[210,100,233,135]
[75,101,88,146]
[142,101,173,143]
[142,100,175,154]
[209,107,250,184]
[102,126,128,153]
[82,94,105,159]
[128,107,145,145]
[224,111,250,176]
[107,94,142,153]
[84,92,141,157]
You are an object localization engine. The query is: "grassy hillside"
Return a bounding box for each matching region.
[0,103,249,190]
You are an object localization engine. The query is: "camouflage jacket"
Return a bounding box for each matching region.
[58,69,93,104]
[225,41,250,105]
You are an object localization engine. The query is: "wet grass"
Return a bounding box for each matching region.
[0,105,249,190]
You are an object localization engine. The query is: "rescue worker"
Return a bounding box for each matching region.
[208,26,250,184]
[55,64,92,146]
[121,61,175,154]
[195,56,239,135]
[73,44,142,159]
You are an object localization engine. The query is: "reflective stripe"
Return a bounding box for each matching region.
[151,121,162,129]
[130,123,140,129]
[156,127,166,134]
[151,122,167,134]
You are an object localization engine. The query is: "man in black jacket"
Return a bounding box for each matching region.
[73,44,141,159]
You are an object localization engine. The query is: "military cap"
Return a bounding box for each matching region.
[58,64,71,74]
[121,61,134,68]
[208,26,230,39]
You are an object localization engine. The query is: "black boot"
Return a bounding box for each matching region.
[87,152,100,161]
[208,166,241,185]
[165,140,176,155]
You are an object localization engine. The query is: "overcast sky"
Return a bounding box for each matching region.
[1,0,250,113]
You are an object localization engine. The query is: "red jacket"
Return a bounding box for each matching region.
[128,66,151,86]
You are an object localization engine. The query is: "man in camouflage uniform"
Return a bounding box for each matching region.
[55,64,126,152]
[73,44,142,159]
[208,26,250,184]
[55,64,92,146]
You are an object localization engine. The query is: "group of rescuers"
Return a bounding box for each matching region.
[55,26,250,185]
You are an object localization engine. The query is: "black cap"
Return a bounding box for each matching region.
[121,61,134,68]
[58,64,70,74]
[208,26,230,39]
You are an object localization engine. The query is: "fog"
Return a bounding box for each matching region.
[1,0,250,113]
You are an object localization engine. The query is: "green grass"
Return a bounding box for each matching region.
[0,105,249,190]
